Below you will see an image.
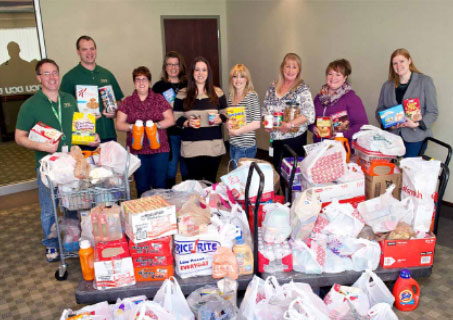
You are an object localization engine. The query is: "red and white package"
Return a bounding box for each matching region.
[28,122,62,144]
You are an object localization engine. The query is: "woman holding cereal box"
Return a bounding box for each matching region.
[376,48,438,157]
[116,66,174,197]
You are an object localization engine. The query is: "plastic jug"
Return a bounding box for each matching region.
[393,269,420,311]
[335,132,351,162]
[145,120,160,150]
[131,120,144,150]
[79,239,95,281]
[233,233,253,275]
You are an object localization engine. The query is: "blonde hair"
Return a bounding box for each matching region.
[228,64,255,99]
[388,48,421,87]
[275,53,303,93]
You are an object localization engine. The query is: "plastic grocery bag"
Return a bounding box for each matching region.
[290,188,322,241]
[324,283,370,319]
[212,247,239,279]
[172,179,207,197]
[358,185,413,233]
[282,281,330,320]
[322,200,364,238]
[239,275,266,319]
[253,276,289,320]
[132,301,176,320]
[400,157,441,236]
[98,141,141,177]
[112,295,148,320]
[338,238,381,272]
[40,152,77,187]
[284,297,330,320]
[352,269,395,307]
[60,301,110,320]
[153,276,194,320]
[197,294,238,320]
[352,124,405,156]
[291,239,323,274]
[300,140,347,184]
[262,202,291,243]
[368,303,398,320]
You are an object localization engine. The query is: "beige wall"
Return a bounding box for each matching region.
[226,0,453,201]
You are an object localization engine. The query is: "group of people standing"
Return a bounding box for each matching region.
[15,33,438,261]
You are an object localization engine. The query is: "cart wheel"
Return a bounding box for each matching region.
[55,269,68,281]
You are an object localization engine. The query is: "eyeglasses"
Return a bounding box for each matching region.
[166,63,179,67]
[39,71,59,77]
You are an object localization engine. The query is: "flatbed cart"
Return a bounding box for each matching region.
[47,156,131,281]
[259,140,450,290]
[75,164,263,304]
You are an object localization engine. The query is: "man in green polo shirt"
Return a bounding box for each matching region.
[60,35,124,143]
[15,58,99,262]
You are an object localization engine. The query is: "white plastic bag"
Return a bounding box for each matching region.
[290,189,322,241]
[112,295,147,320]
[339,238,381,272]
[254,276,289,320]
[262,202,291,243]
[352,269,395,307]
[352,124,405,156]
[172,180,207,197]
[282,281,330,320]
[239,275,266,319]
[324,284,370,319]
[291,240,323,274]
[322,200,364,238]
[368,303,398,320]
[98,141,141,177]
[300,140,347,184]
[132,301,175,320]
[400,157,441,236]
[40,152,77,187]
[358,185,413,233]
[153,276,194,320]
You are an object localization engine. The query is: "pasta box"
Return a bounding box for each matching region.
[378,104,405,128]
[379,233,436,268]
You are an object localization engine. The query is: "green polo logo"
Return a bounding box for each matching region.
[63,102,72,108]
[100,79,108,83]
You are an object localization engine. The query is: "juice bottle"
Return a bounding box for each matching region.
[131,120,144,150]
[79,240,95,281]
[335,132,351,162]
[233,233,253,275]
[393,269,420,311]
[145,120,160,150]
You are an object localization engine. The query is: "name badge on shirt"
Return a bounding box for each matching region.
[62,145,69,153]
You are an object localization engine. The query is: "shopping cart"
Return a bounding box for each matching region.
[46,156,131,281]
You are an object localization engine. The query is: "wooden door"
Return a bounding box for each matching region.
[163,18,221,86]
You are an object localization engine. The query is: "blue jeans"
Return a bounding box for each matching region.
[167,135,188,179]
[37,169,59,248]
[134,152,169,197]
[404,140,427,158]
[229,144,257,169]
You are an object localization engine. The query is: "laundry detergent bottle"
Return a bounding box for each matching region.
[393,268,420,311]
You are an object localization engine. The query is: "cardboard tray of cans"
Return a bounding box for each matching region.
[75,273,254,304]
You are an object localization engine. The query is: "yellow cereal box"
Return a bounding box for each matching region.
[227,106,246,130]
[72,112,96,145]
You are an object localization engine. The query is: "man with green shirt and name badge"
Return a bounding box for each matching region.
[60,35,124,144]
[15,58,100,262]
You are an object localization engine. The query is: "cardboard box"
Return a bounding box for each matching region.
[128,236,172,256]
[121,196,177,243]
[378,104,405,128]
[72,112,96,145]
[131,254,173,268]
[94,256,135,289]
[281,157,304,189]
[365,172,401,200]
[134,265,174,282]
[28,122,62,144]
[301,176,365,204]
[76,85,100,115]
[95,235,130,261]
[379,233,436,268]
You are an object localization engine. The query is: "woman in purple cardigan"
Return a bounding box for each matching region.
[310,59,368,143]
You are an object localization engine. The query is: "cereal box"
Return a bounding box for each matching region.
[76,85,100,116]
[331,110,350,134]
[28,122,62,144]
[227,106,246,130]
[316,117,332,138]
[99,85,118,113]
[121,196,177,243]
[378,104,406,128]
[72,112,96,145]
[403,98,422,122]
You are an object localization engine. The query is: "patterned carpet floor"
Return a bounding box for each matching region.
[0,142,36,186]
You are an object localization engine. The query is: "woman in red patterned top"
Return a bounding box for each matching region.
[116,66,174,197]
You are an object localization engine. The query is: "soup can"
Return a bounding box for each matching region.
[273,112,284,128]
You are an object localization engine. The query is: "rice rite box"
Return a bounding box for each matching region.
[379,233,436,268]
[121,196,177,244]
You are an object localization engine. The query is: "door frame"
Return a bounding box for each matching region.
[160,15,222,87]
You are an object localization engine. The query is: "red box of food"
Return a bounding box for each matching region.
[95,235,130,261]
[379,233,436,269]
[134,265,174,282]
[128,235,172,256]
[403,97,422,122]
[131,253,174,268]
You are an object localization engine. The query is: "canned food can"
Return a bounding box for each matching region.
[99,85,117,113]
[264,114,274,129]
[273,112,284,128]
[208,112,217,125]
[191,114,201,128]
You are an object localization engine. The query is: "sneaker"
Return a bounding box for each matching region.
[46,247,60,263]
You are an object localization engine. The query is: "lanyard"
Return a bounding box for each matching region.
[49,96,66,142]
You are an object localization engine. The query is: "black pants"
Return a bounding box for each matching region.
[184,155,222,183]
[271,132,307,191]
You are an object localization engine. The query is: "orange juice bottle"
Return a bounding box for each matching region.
[145,120,160,150]
[131,120,144,150]
[335,132,351,162]
[233,233,253,275]
[79,240,94,281]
